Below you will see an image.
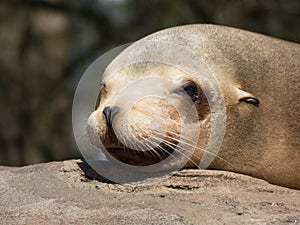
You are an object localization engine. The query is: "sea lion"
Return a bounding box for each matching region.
[86,24,300,189]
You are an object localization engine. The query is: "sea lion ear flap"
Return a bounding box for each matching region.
[236,87,260,106]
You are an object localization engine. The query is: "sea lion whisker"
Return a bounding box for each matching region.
[152,129,198,147]
[127,131,156,159]
[123,131,134,151]
[152,144,178,161]
[140,135,179,161]
[141,135,170,158]
[138,135,169,160]
[163,140,200,168]
[152,129,231,165]
[136,138,159,159]
[148,134,199,168]
[133,126,168,159]
[122,132,132,154]
[123,133,141,157]
[142,139,165,160]
[161,142,199,168]
[152,128,197,145]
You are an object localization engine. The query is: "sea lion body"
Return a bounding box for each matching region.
[87,25,300,189]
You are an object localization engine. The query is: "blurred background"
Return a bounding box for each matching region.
[0,0,299,166]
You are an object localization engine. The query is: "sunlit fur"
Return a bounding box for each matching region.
[87,25,300,189]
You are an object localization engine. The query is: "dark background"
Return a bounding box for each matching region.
[0,0,299,166]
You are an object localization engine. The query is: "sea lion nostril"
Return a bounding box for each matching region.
[103,106,120,129]
[110,106,120,118]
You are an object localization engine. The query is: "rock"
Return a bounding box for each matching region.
[0,159,299,224]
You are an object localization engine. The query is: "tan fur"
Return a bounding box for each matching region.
[88,25,300,189]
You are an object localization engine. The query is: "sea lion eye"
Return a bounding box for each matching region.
[183,83,199,102]
[174,83,199,102]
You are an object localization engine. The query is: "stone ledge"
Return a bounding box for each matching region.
[0,159,299,224]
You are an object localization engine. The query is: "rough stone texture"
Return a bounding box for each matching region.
[0,159,299,224]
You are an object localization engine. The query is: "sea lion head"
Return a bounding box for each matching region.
[79,24,300,188]
[87,61,211,168]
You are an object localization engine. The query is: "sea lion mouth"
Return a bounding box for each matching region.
[105,146,175,166]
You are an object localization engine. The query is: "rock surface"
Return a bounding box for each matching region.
[0,159,299,224]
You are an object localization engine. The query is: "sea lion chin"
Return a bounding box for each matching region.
[87,24,300,189]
